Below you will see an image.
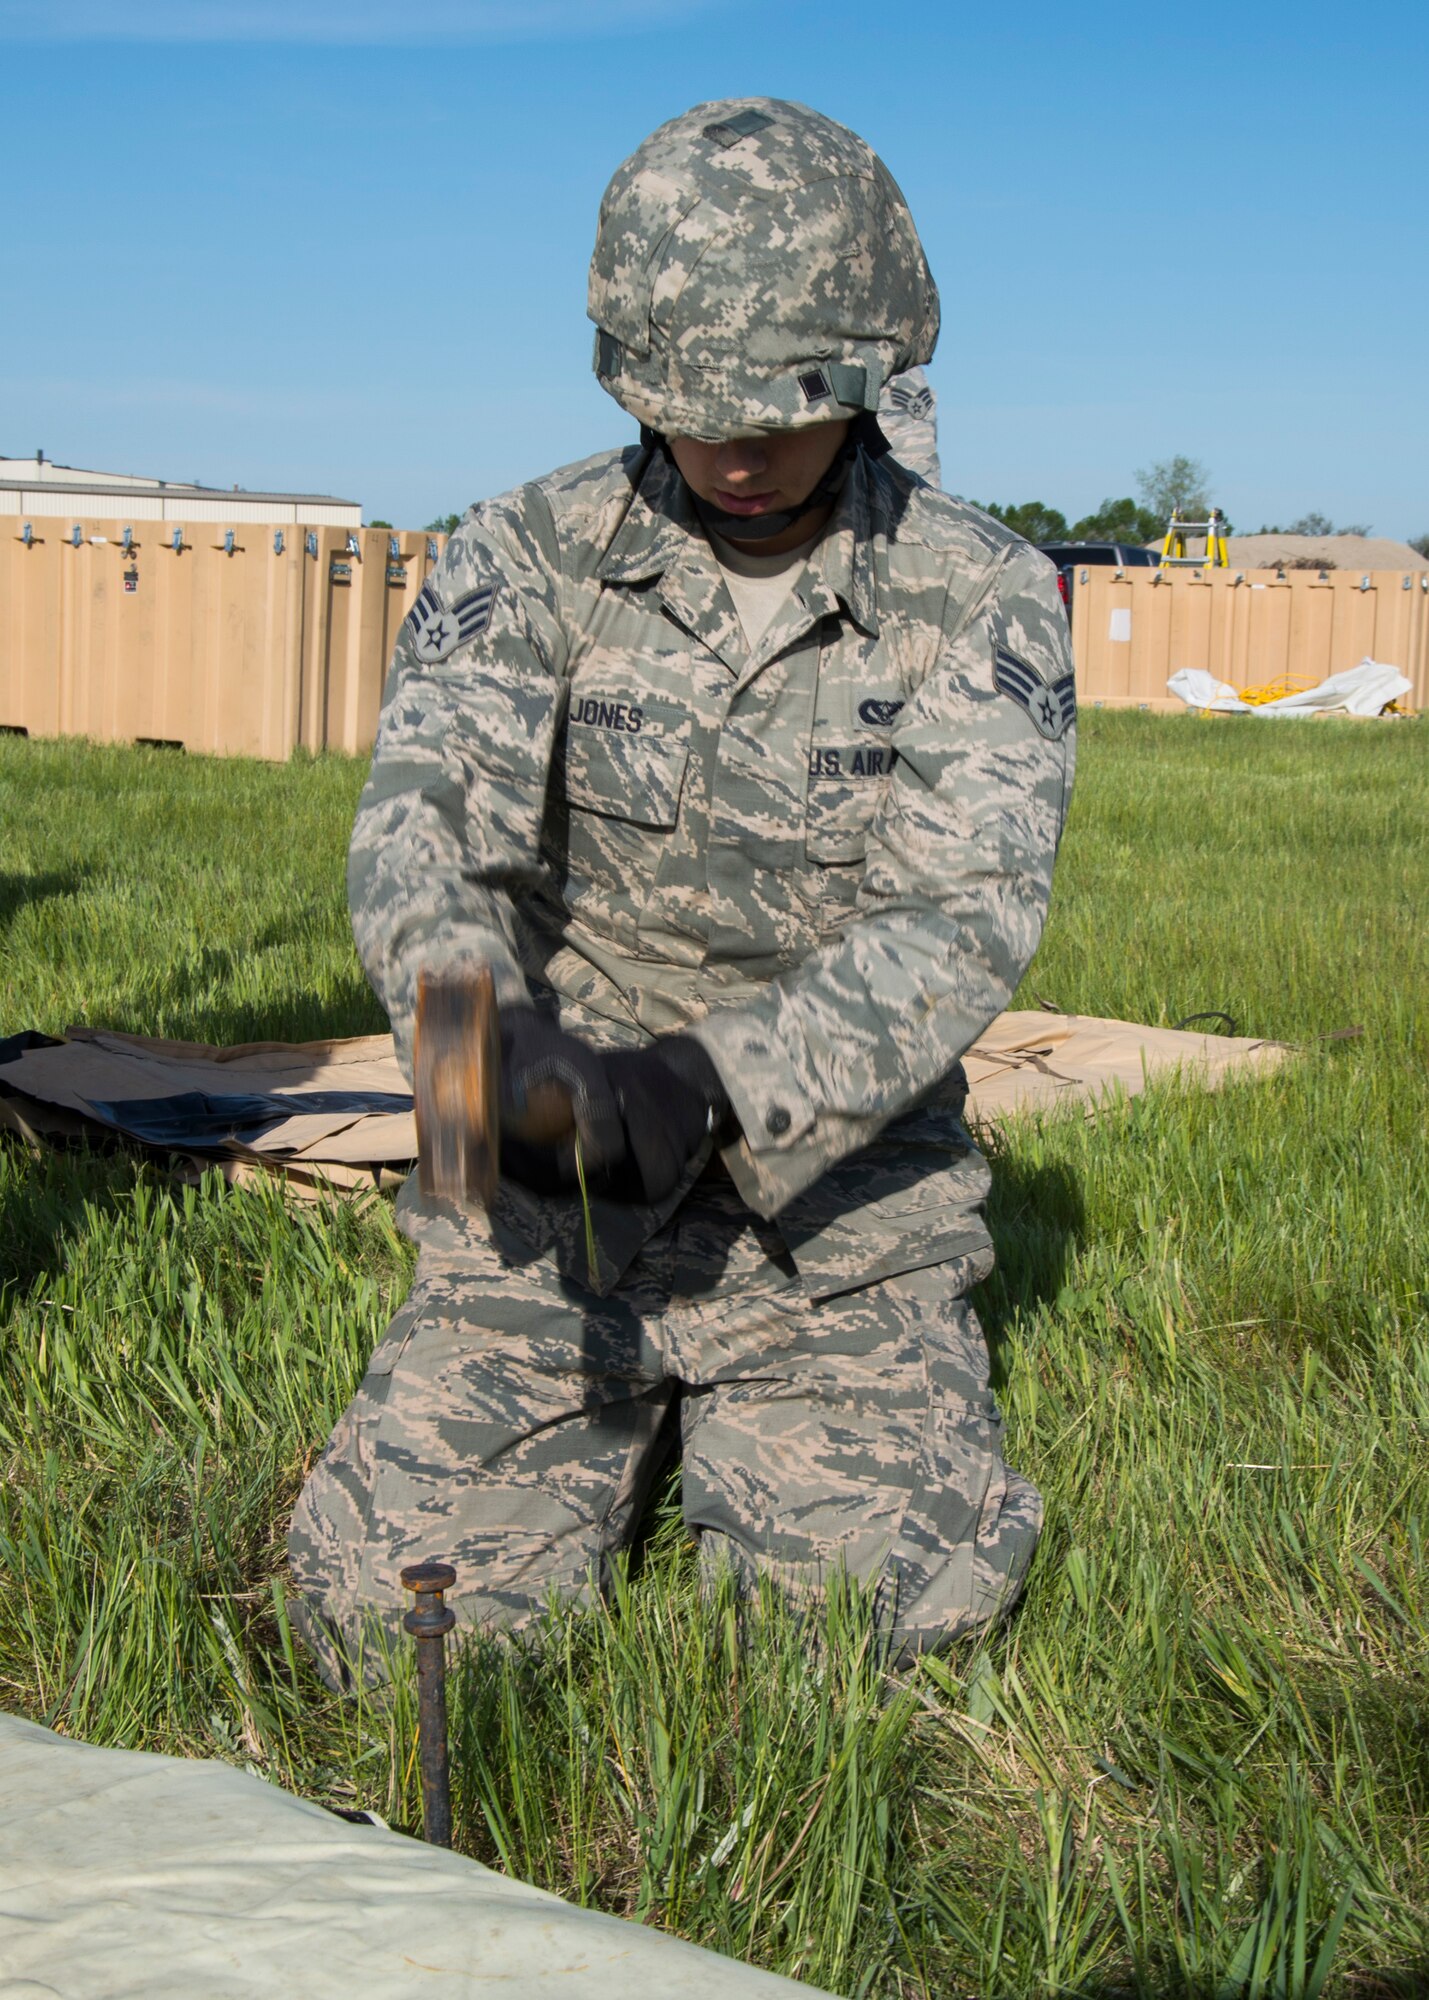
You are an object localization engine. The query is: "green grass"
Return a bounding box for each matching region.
[0,715,1425,1998]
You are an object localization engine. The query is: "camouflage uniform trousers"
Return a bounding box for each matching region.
[287,1173,1042,1688]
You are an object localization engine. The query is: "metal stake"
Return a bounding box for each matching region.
[400,1560,457,1847]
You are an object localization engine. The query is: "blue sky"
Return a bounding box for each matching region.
[3,0,1425,538]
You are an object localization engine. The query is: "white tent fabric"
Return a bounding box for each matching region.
[1167,658,1411,717]
[0,1715,833,1999]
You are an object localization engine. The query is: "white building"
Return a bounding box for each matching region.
[0,452,361,529]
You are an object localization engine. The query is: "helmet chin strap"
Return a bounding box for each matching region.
[643,414,890,544]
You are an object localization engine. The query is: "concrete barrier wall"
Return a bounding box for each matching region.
[1070,565,1429,714]
[4,524,1425,761]
[0,519,446,759]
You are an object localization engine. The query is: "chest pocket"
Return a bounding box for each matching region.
[805,738,900,864]
[562,694,691,828]
[804,618,907,870]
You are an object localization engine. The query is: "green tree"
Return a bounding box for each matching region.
[979,500,1068,543]
[1410,533,1429,559]
[1069,496,1162,545]
[1288,512,1370,535]
[425,512,462,535]
[366,518,393,529]
[1253,513,1373,536]
[1136,454,1211,522]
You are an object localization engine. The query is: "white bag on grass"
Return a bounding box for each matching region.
[1169,657,1411,717]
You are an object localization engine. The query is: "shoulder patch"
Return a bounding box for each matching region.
[993,645,1075,741]
[406,578,499,665]
[885,380,933,421]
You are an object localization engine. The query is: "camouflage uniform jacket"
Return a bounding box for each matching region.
[350,441,1075,1300]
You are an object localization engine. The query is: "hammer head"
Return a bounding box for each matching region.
[413,966,500,1208]
[413,967,581,1209]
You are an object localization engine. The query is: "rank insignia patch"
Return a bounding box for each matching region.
[407,579,499,664]
[993,645,1075,742]
[885,380,933,421]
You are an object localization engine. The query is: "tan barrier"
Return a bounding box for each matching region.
[0,519,447,759]
[6,526,1426,759]
[1070,565,1429,714]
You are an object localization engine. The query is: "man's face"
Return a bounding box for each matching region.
[668,420,851,554]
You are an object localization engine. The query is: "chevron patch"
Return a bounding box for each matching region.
[886,379,933,420]
[407,579,499,665]
[993,645,1075,741]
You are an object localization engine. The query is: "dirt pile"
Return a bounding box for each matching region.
[1224,533,1428,571]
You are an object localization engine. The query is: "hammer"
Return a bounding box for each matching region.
[413,967,576,1207]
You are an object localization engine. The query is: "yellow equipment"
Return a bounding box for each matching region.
[1237,675,1316,706]
[1159,508,1230,568]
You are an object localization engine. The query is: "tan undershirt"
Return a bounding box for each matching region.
[710,528,821,653]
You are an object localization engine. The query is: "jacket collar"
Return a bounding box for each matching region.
[595,445,694,588]
[596,442,881,641]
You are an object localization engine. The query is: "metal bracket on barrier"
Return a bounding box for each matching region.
[121,526,134,552]
[305,531,318,558]
[345,532,361,560]
[1233,571,1245,584]
[170,529,186,553]
[273,529,285,556]
[19,522,36,547]
[1404,574,1413,590]
[220,531,237,556]
[426,537,438,563]
[389,534,401,561]
[70,524,83,548]
[1359,575,1370,591]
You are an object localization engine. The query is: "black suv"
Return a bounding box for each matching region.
[1037,540,1160,614]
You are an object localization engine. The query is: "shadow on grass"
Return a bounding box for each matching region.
[1072,1966,1429,2000]
[975,1135,1086,1391]
[0,1138,146,1300]
[168,978,391,1048]
[93,955,390,1049]
[0,868,92,933]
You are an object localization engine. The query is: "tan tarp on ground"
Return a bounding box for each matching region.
[0,1714,831,1999]
[0,1014,1289,1196]
[961,1010,1288,1119]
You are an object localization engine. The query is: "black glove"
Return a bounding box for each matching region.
[497,1008,624,1194]
[598,1037,735,1206]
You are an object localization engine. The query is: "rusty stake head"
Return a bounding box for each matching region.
[401,1560,457,1638]
[400,1561,458,1850]
[401,1560,457,1593]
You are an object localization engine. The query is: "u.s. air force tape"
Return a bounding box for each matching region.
[406,579,499,664]
[992,645,1076,742]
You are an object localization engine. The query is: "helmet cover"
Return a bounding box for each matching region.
[588,97,939,441]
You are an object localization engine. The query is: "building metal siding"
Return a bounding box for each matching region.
[0,484,360,527]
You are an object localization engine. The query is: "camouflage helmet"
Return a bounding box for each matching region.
[588,98,939,442]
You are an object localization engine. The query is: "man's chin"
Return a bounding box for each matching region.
[710,492,783,518]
